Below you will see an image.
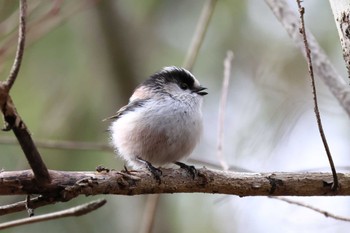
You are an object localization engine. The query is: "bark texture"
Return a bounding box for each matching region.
[0,168,349,198]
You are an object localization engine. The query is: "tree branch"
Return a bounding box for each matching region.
[0,0,51,184]
[271,196,350,222]
[3,0,27,91]
[0,199,106,230]
[0,195,60,216]
[0,169,347,197]
[296,0,338,190]
[216,51,234,171]
[183,0,217,71]
[265,0,350,117]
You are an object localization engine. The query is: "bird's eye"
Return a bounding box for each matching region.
[180,83,189,90]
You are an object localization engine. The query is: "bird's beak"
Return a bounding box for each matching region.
[195,86,208,96]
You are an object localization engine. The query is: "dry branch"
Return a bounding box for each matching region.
[296,0,338,190]
[4,0,27,91]
[271,197,350,222]
[183,0,217,71]
[0,195,62,216]
[0,168,349,197]
[0,0,50,184]
[0,199,106,230]
[265,0,350,117]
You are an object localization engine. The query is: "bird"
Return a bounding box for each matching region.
[106,66,207,180]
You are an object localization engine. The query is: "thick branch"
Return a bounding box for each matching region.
[0,169,349,197]
[265,0,350,117]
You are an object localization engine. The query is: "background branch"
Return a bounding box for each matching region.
[216,50,233,171]
[0,136,112,152]
[0,195,64,216]
[271,197,350,222]
[0,199,106,230]
[265,0,350,117]
[183,0,217,71]
[140,1,219,232]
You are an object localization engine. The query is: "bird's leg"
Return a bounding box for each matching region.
[174,161,197,179]
[123,164,130,173]
[136,157,162,184]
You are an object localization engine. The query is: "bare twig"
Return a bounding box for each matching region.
[0,1,98,73]
[296,0,338,191]
[265,0,350,117]
[183,0,217,71]
[0,136,112,152]
[3,0,27,91]
[0,0,51,184]
[139,195,161,233]
[271,197,350,222]
[0,196,60,216]
[140,1,219,231]
[216,51,234,171]
[25,195,34,217]
[0,199,106,230]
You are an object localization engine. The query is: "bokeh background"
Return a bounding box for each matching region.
[1,0,350,232]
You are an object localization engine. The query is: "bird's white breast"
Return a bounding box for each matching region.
[109,95,203,168]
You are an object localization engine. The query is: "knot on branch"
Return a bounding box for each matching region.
[0,83,25,131]
[267,174,284,194]
[61,171,142,200]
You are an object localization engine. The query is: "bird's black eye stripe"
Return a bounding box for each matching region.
[180,83,189,90]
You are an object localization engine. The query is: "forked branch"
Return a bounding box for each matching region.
[0,0,51,184]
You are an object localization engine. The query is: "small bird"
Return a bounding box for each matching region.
[106,66,207,179]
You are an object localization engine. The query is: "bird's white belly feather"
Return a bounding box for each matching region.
[110,99,202,168]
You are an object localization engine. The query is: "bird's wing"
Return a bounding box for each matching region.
[103,98,150,121]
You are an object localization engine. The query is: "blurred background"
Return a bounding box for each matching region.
[0,0,350,232]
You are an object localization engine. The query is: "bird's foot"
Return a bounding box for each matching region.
[174,161,197,179]
[136,157,162,184]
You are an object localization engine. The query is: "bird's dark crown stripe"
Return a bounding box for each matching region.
[143,67,196,90]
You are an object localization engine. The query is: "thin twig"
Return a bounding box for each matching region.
[139,195,161,233]
[0,0,51,184]
[183,0,217,71]
[3,0,27,91]
[0,1,98,73]
[216,51,234,171]
[271,197,350,222]
[296,0,338,191]
[0,196,59,216]
[139,1,219,232]
[25,195,34,217]
[0,199,106,230]
[0,136,112,152]
[264,0,350,117]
